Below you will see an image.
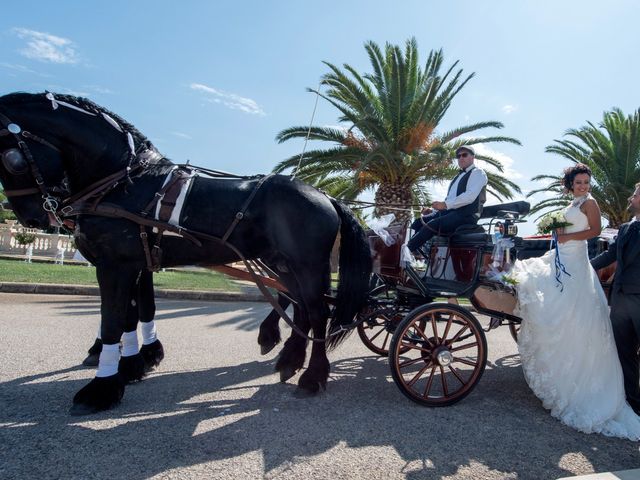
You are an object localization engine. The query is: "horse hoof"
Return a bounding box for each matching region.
[279,367,297,383]
[82,353,100,367]
[70,374,124,416]
[119,353,146,383]
[297,369,328,394]
[140,340,164,372]
[260,342,278,356]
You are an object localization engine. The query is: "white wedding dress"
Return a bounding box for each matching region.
[512,197,640,440]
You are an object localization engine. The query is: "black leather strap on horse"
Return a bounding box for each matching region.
[141,167,191,222]
[73,202,202,246]
[2,186,41,197]
[61,164,146,215]
[0,111,51,198]
[221,173,273,243]
[137,167,193,271]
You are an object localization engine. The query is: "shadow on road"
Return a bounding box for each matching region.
[1,352,637,479]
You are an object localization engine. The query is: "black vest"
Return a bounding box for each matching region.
[447,168,486,219]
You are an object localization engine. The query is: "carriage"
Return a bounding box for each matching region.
[357,202,617,407]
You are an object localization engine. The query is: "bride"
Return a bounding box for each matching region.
[512,163,640,440]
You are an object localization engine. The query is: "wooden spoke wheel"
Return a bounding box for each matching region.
[357,284,409,356]
[508,322,521,342]
[389,303,487,407]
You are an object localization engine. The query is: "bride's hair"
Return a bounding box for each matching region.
[562,163,592,193]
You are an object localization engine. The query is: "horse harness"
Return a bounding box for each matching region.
[0,93,338,343]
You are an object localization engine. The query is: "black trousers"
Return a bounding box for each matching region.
[610,290,640,409]
[406,209,476,252]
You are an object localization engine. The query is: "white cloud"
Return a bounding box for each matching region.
[472,144,522,178]
[171,131,192,140]
[502,104,518,114]
[13,28,79,64]
[190,83,265,116]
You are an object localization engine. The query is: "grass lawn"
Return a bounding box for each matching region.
[0,258,241,291]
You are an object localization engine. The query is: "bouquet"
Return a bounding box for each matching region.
[537,211,572,235]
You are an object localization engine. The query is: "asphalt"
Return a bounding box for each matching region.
[2,292,640,480]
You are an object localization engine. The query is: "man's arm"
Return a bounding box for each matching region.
[444,168,488,210]
[590,236,618,270]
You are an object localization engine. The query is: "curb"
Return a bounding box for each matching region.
[0,282,266,302]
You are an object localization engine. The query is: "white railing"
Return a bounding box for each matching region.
[0,221,77,258]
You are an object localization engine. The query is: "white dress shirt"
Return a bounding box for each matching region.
[444,165,488,210]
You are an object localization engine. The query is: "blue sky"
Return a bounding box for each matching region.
[1,0,639,235]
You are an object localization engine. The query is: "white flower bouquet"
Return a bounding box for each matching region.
[537,211,572,235]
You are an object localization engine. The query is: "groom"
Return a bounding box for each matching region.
[591,183,640,414]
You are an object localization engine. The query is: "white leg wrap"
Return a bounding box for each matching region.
[121,330,139,357]
[96,343,120,378]
[141,320,157,345]
[96,323,102,340]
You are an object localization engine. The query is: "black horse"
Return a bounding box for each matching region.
[0,92,371,415]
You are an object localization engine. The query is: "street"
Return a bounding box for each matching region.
[0,293,638,479]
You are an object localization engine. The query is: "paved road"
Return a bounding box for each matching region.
[0,293,638,479]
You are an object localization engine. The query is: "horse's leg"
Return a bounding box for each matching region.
[82,324,103,367]
[257,294,290,355]
[274,303,308,382]
[295,266,331,394]
[137,270,164,371]
[117,274,146,384]
[70,266,138,415]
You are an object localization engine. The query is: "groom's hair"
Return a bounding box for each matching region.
[562,163,592,193]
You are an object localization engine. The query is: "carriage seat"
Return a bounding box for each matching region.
[432,223,491,246]
[479,201,530,219]
[438,200,531,246]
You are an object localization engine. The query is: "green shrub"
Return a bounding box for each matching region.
[14,232,36,245]
[0,209,16,223]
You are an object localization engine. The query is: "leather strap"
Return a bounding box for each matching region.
[3,186,41,197]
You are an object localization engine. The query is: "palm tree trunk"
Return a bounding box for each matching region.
[374,182,414,224]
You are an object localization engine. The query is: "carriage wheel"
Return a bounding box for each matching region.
[508,322,520,342]
[357,284,407,356]
[389,303,487,407]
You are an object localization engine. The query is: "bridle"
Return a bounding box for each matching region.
[0,92,157,226]
[0,110,69,224]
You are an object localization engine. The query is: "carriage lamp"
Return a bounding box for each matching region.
[505,223,518,236]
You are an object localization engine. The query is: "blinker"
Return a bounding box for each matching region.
[2,148,28,175]
[7,123,21,134]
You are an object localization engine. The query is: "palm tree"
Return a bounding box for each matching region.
[528,108,640,228]
[273,38,521,223]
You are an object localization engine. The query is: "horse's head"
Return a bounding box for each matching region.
[0,104,67,229]
[0,91,159,229]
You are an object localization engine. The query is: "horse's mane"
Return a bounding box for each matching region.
[0,92,154,149]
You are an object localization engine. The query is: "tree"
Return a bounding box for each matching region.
[273,38,521,223]
[0,186,16,223]
[528,108,640,228]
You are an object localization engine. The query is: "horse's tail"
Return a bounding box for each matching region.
[326,199,372,350]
